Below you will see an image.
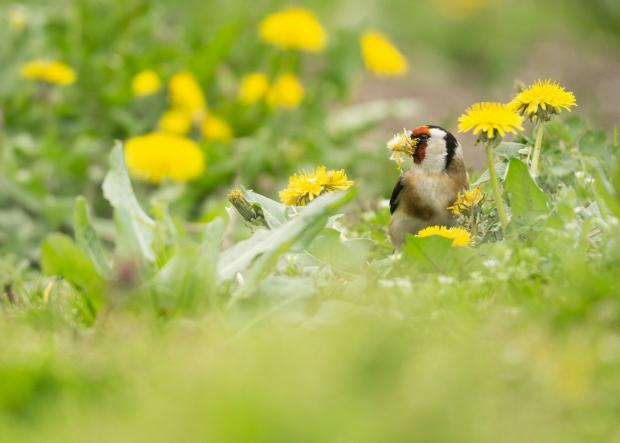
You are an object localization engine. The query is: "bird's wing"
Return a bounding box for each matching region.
[389,175,404,214]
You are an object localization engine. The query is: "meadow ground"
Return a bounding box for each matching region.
[2,1,620,441]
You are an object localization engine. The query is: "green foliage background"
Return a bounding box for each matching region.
[2,0,620,441]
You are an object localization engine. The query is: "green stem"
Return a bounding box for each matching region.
[486,142,509,233]
[470,210,478,242]
[530,122,545,176]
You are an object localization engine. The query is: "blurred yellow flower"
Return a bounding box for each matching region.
[9,9,28,32]
[20,60,76,86]
[266,73,304,109]
[169,71,206,116]
[361,31,408,77]
[279,165,353,206]
[238,72,270,104]
[416,226,471,247]
[448,187,483,215]
[131,70,162,97]
[201,115,233,143]
[259,7,326,52]
[124,132,205,183]
[509,79,576,121]
[157,109,193,135]
[458,102,523,140]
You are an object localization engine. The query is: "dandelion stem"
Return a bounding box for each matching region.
[530,122,545,176]
[486,142,509,233]
[470,210,478,241]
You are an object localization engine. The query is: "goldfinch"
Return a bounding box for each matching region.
[388,125,468,247]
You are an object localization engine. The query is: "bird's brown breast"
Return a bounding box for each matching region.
[399,158,467,220]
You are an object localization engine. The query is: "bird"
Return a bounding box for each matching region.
[388,125,468,247]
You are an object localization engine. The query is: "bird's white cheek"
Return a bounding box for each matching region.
[417,141,447,173]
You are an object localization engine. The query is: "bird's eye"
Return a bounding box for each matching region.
[419,134,430,140]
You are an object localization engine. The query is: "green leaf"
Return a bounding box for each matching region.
[504,158,548,218]
[40,233,103,321]
[245,190,288,228]
[472,161,508,187]
[401,235,454,273]
[102,142,155,262]
[593,167,620,219]
[580,129,607,155]
[495,142,528,159]
[306,228,372,273]
[218,189,355,283]
[74,196,111,278]
[152,218,225,315]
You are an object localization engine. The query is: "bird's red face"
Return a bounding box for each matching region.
[410,126,431,164]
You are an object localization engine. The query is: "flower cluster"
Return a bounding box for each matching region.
[238,72,270,104]
[458,102,523,141]
[168,71,207,117]
[257,7,408,78]
[416,226,471,247]
[258,7,326,52]
[20,60,76,86]
[361,31,408,77]
[509,79,576,121]
[279,166,354,206]
[124,132,205,183]
[237,72,305,110]
[131,70,162,97]
[386,129,416,169]
[448,188,484,216]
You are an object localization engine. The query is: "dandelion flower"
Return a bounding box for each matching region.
[169,71,206,116]
[259,7,326,52]
[9,9,28,32]
[448,187,483,215]
[132,69,161,97]
[21,60,76,86]
[361,31,408,77]
[201,115,233,143]
[238,72,270,104]
[387,129,416,169]
[157,109,193,135]
[509,79,576,121]
[416,225,471,247]
[458,102,523,140]
[266,73,304,109]
[279,166,354,206]
[124,132,205,183]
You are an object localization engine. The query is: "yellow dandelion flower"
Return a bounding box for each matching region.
[157,109,193,135]
[448,187,483,215]
[124,132,205,183]
[9,9,28,32]
[509,79,576,121]
[131,69,162,97]
[20,60,76,86]
[238,72,270,104]
[169,71,206,116]
[361,31,408,77]
[279,166,354,206]
[266,73,304,109]
[458,102,523,140]
[258,7,326,52]
[416,225,471,247]
[387,129,416,169]
[201,115,233,143]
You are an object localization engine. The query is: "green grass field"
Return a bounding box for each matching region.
[2,1,620,441]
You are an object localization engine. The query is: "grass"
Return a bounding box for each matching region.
[2,1,620,441]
